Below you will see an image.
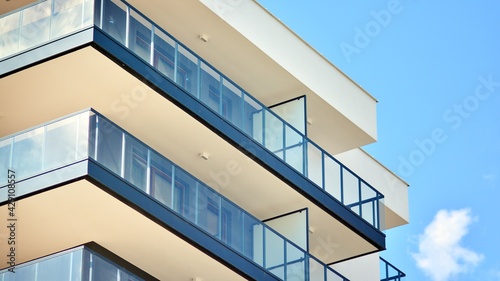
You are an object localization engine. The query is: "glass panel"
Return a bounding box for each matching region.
[284,125,304,173]
[251,108,264,145]
[197,184,220,237]
[324,156,341,201]
[83,0,94,26]
[307,142,323,186]
[36,251,72,280]
[150,151,173,208]
[12,127,44,179]
[243,212,260,262]
[243,94,261,137]
[124,135,148,192]
[326,267,344,281]
[264,110,284,153]
[176,45,198,94]
[286,243,305,281]
[222,79,243,127]
[52,0,84,38]
[92,253,118,281]
[309,257,325,281]
[251,222,264,266]
[265,228,284,275]
[76,112,91,160]
[173,168,197,223]
[19,0,51,50]
[361,201,375,226]
[361,181,376,224]
[5,263,36,280]
[221,199,244,253]
[71,250,84,281]
[102,0,127,45]
[129,9,152,63]
[0,139,13,186]
[0,13,21,58]
[200,62,221,113]
[44,115,79,170]
[153,29,176,79]
[119,269,143,281]
[342,168,359,207]
[95,117,122,175]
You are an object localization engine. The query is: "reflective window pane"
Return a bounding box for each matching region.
[102,0,127,45]
[0,139,13,186]
[176,45,198,94]
[222,79,243,127]
[45,116,79,170]
[153,29,175,79]
[173,168,197,222]
[221,199,244,252]
[124,135,148,192]
[0,13,21,57]
[150,151,173,208]
[95,117,122,175]
[197,184,220,237]
[200,62,221,113]
[52,0,84,38]
[129,9,152,63]
[12,127,44,179]
[19,1,51,50]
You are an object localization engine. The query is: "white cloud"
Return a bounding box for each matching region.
[412,209,484,281]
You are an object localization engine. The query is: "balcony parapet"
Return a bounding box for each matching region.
[0,243,155,280]
[0,109,349,281]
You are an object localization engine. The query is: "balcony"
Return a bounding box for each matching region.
[0,109,350,281]
[0,243,155,281]
[0,0,383,231]
[380,257,406,281]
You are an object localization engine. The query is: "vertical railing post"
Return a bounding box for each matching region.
[283,240,287,281]
[170,165,176,210]
[339,166,344,204]
[358,180,362,218]
[321,151,325,190]
[150,25,155,65]
[282,124,287,162]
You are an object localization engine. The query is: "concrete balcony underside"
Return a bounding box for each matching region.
[0,28,384,263]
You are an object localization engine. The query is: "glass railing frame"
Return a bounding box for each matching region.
[0,244,150,280]
[380,257,406,281]
[0,0,384,230]
[92,0,384,230]
[0,108,349,281]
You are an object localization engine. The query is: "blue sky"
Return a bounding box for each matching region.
[258,1,500,280]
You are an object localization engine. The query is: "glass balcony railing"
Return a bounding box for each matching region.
[0,109,349,281]
[380,257,406,281]
[0,0,95,58]
[0,245,145,281]
[0,0,383,230]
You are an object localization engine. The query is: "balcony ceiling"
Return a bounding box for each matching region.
[0,46,377,263]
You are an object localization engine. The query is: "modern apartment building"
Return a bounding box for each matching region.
[0,0,409,280]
